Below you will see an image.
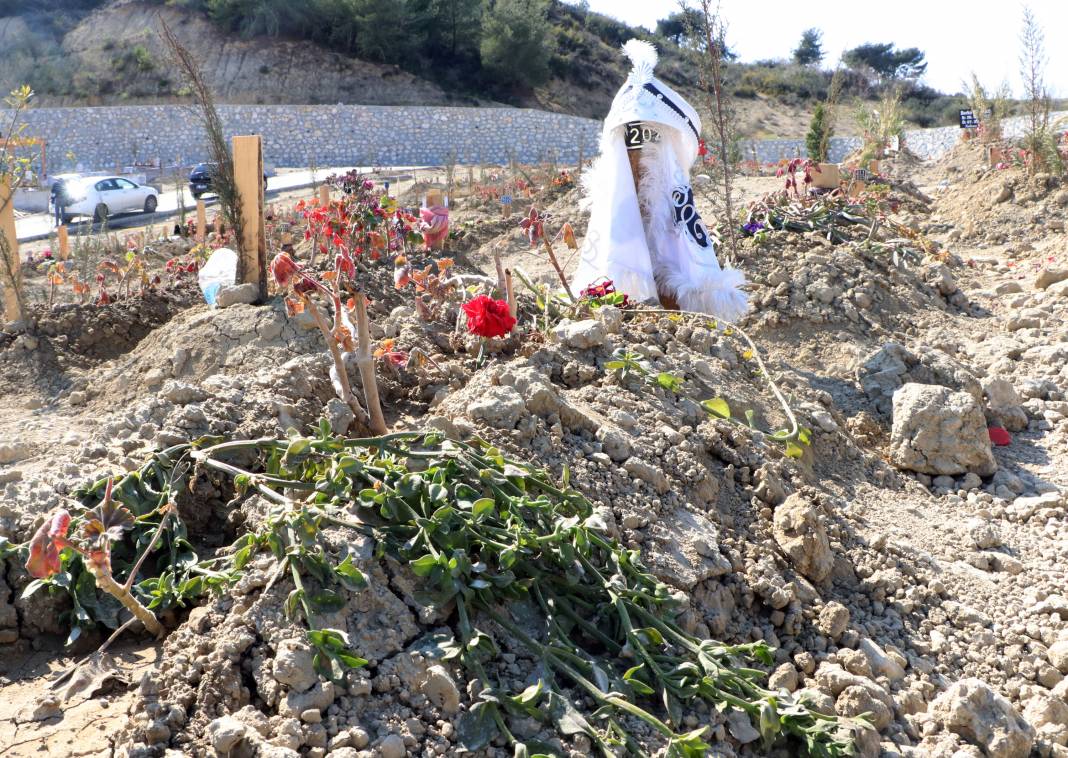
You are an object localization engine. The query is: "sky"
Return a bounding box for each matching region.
[583,0,1068,97]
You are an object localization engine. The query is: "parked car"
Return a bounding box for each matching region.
[62,176,159,223]
[189,162,268,199]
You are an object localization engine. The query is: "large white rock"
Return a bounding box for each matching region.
[928,679,1034,758]
[272,639,318,693]
[889,384,997,476]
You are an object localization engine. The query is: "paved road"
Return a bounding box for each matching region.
[15,166,423,243]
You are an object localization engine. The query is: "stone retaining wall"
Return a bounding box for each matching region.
[739,111,1068,165]
[6,104,1067,174]
[11,104,603,172]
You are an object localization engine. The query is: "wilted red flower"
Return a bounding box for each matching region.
[336,252,356,279]
[270,252,301,288]
[561,222,578,251]
[461,295,516,339]
[519,207,544,246]
[26,509,72,579]
[580,279,630,306]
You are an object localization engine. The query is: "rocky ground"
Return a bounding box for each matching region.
[0,145,1067,758]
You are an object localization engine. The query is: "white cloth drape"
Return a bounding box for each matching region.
[574,125,748,322]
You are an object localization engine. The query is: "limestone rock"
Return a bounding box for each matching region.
[1048,637,1068,674]
[272,640,319,693]
[772,493,833,582]
[889,384,997,476]
[1034,266,1068,290]
[817,601,851,638]
[983,378,1029,433]
[324,398,354,436]
[208,716,248,754]
[1022,694,1068,746]
[550,319,607,350]
[928,679,1034,758]
[857,343,982,415]
[837,685,892,730]
[379,734,406,758]
[422,665,461,714]
[0,442,30,465]
[858,637,906,681]
[725,710,760,744]
[159,380,208,405]
[466,385,525,429]
[215,283,260,308]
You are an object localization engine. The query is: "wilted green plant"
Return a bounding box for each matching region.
[11,430,868,756]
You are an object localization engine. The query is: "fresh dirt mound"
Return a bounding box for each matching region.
[3,160,1068,758]
[0,286,200,400]
[926,141,1068,249]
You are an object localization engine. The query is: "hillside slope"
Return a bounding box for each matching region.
[3,0,885,136]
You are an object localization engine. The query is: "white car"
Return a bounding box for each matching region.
[61,175,159,223]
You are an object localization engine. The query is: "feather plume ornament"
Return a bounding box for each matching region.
[622,39,658,85]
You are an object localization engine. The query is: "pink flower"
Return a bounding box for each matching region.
[420,206,449,250]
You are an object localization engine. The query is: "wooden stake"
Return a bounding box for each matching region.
[505,268,517,319]
[493,246,506,295]
[57,224,69,260]
[0,177,22,322]
[232,135,266,300]
[625,124,678,310]
[319,184,330,207]
[354,292,387,435]
[195,199,206,243]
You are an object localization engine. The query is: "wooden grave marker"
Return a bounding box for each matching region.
[196,199,207,243]
[232,135,266,300]
[57,224,70,260]
[0,177,22,322]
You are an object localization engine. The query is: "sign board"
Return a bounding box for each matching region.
[624,121,661,150]
[500,195,513,205]
[959,109,980,129]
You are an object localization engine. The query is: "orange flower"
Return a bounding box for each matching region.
[436,257,455,273]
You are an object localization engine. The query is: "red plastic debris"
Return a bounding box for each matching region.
[988,427,1012,446]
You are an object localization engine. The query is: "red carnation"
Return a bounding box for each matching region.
[462,295,516,339]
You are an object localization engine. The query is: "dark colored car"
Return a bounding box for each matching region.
[189,162,268,199]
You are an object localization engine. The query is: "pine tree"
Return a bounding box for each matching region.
[805,103,830,162]
[480,0,553,89]
[793,28,824,66]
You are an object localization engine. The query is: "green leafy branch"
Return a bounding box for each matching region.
[179,431,866,756]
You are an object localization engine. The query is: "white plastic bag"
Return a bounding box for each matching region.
[198,247,237,306]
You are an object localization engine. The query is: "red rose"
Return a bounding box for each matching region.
[462,295,516,339]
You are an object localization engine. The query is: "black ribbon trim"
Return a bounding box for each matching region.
[643,82,700,141]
